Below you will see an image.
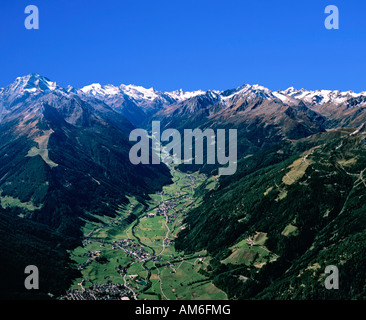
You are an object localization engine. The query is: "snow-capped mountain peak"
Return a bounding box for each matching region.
[80,83,121,96]
[119,84,160,102]
[165,88,206,101]
[5,73,59,94]
[80,81,209,106]
[276,87,366,106]
[221,84,276,103]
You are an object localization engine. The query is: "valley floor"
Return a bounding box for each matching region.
[60,164,227,300]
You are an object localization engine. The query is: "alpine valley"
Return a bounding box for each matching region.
[0,74,365,300]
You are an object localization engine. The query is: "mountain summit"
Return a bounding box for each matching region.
[4,73,59,94]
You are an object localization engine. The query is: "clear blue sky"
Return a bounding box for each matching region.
[0,0,365,92]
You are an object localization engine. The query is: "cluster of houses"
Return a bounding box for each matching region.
[76,250,102,271]
[61,282,130,300]
[112,239,150,262]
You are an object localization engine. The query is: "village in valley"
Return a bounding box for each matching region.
[61,166,227,300]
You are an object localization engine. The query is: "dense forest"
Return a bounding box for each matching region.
[176,128,366,299]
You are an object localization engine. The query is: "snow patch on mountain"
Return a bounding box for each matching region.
[165,88,207,101]
[81,83,207,102]
[276,87,366,106]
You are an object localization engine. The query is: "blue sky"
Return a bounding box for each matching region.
[0,0,365,92]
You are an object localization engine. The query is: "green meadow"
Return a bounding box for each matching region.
[68,165,225,300]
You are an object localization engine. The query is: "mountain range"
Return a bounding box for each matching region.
[3,73,364,130]
[0,73,365,299]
